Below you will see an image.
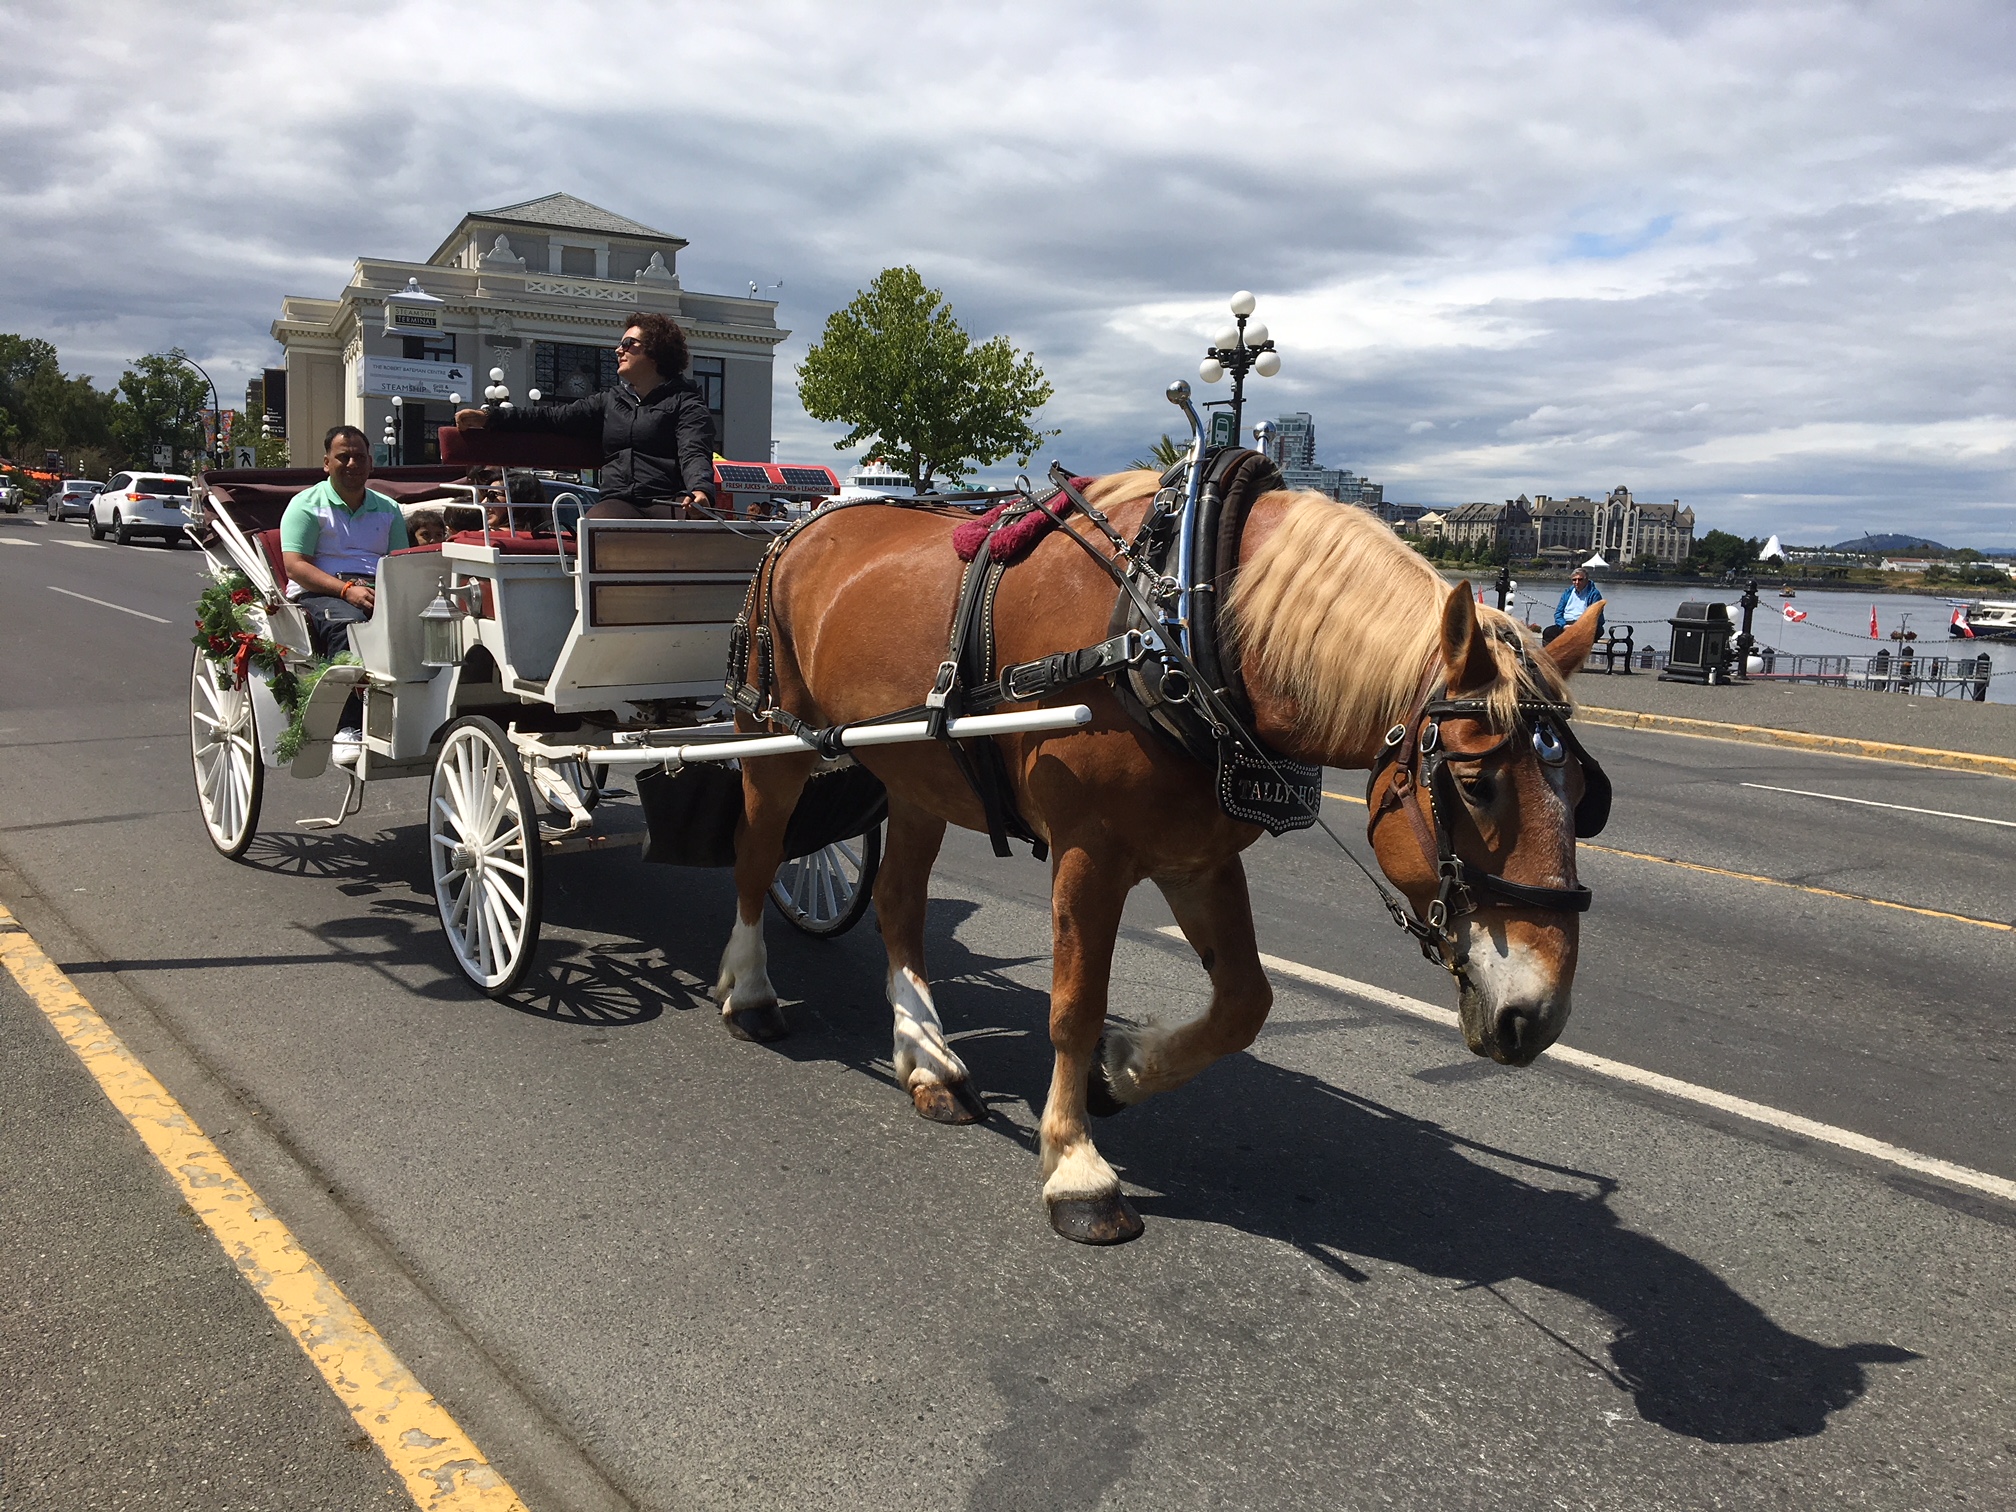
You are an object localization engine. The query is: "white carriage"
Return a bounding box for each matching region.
[186,434,1091,996]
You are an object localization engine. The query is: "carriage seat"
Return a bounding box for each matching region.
[251,529,290,593]
[346,543,448,679]
[449,529,577,555]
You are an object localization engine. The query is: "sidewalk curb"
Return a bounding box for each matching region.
[1579,706,2016,778]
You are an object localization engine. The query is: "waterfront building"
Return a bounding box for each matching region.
[269,193,785,468]
[1531,494,1596,561]
[1261,411,1385,507]
[1441,498,1537,558]
[1413,510,1448,541]
[1592,485,1694,565]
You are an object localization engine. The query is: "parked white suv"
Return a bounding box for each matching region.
[90,472,194,545]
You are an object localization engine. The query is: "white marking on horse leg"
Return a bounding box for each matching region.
[1041,1138,1121,1202]
[888,966,968,1089]
[712,915,777,1015]
[1097,1019,1208,1104]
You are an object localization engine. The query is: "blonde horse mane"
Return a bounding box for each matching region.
[1226,492,1570,753]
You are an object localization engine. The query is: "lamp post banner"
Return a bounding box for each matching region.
[358,358,473,401]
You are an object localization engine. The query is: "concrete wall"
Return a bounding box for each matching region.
[285,349,346,467]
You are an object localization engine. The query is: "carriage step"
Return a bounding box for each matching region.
[542,829,648,856]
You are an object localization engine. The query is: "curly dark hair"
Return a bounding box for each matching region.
[623,313,689,378]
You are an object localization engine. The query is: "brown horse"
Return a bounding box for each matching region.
[714,474,1606,1244]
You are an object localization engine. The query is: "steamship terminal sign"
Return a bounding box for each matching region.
[358,357,473,402]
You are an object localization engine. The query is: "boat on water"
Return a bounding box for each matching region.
[1779,588,1797,598]
[1950,600,2016,640]
[833,458,918,500]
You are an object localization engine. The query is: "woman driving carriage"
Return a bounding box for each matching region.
[453,314,717,520]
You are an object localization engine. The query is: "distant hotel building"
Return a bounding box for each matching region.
[269,193,785,468]
[1593,486,1694,565]
[1260,412,1383,507]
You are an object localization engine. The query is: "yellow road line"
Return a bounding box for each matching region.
[1576,706,2016,779]
[1319,791,2013,933]
[0,903,526,1511]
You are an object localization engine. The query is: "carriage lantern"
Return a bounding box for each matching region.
[420,585,466,667]
[1197,290,1281,439]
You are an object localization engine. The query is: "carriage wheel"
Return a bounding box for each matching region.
[429,716,544,996]
[769,825,881,938]
[189,649,263,859]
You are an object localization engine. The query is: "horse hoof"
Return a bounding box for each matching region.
[1085,1036,1127,1118]
[911,1079,986,1125]
[1047,1192,1144,1245]
[724,1001,789,1043]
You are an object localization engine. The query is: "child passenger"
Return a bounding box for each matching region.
[406,509,447,547]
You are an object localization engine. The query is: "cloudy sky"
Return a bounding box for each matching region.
[3,0,2013,545]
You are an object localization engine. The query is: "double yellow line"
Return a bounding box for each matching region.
[0,903,526,1510]
[1320,792,2012,933]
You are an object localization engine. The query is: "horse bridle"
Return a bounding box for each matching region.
[1368,676,1611,974]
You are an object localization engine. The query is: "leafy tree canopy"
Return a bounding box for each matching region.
[797,267,1056,492]
[114,349,210,470]
[1691,528,1763,573]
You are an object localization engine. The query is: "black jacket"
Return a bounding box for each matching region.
[493,378,718,502]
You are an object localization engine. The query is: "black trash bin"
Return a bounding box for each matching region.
[1661,601,1735,685]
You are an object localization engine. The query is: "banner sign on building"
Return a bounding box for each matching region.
[358,358,473,401]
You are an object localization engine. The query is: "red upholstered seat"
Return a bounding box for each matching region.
[252,529,290,592]
[449,529,577,555]
[385,543,443,557]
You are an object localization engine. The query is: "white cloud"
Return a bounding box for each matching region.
[1,0,2014,542]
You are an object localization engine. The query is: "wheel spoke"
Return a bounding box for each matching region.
[484,854,528,880]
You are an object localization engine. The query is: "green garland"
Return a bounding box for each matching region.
[191,570,356,763]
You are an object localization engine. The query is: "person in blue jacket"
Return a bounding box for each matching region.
[1544,567,1604,644]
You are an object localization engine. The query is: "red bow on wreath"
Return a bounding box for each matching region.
[230,631,265,683]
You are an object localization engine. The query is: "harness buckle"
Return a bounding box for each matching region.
[924,659,959,710]
[1383,723,1407,748]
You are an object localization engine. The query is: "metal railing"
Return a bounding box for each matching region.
[1744,647,1993,700]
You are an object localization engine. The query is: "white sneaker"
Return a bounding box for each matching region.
[331,727,363,767]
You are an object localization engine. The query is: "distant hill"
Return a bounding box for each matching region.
[1829,533,1949,553]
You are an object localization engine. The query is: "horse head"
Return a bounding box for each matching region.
[1364,587,1606,1064]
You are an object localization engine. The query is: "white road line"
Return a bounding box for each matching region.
[1741,781,2016,829]
[47,586,173,624]
[0,537,36,546]
[53,539,108,550]
[1155,926,2016,1205]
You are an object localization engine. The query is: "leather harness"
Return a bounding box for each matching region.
[723,454,1609,962]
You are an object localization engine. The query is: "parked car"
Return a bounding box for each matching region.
[46,479,103,521]
[89,472,193,545]
[0,480,25,513]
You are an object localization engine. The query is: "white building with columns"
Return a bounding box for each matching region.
[270,193,785,468]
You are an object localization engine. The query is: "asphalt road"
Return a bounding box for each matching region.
[3,511,2013,1511]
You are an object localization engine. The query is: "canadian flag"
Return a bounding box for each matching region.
[1953,607,1976,639]
[1870,606,1880,638]
[1782,603,1807,623]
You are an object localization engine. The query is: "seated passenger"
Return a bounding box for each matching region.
[455,314,717,520]
[407,509,447,547]
[280,425,409,658]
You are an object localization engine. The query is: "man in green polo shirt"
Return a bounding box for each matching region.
[280,425,409,658]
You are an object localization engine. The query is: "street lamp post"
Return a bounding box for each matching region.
[170,353,221,471]
[1198,290,1280,442]
[1732,577,1760,677]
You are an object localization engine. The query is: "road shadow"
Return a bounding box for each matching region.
[745,895,1917,1447]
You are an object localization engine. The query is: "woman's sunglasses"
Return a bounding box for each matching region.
[616,336,644,352]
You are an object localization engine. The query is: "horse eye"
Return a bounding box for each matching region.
[1532,722,1566,765]
[1459,773,1495,807]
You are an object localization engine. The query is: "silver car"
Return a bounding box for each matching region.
[90,472,193,545]
[46,479,103,521]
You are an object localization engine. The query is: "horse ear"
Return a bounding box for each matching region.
[1544,608,1604,675]
[1440,583,1497,693]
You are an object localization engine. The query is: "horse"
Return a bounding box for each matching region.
[713,472,1607,1244]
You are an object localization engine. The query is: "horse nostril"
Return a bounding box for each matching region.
[1497,1008,1533,1055]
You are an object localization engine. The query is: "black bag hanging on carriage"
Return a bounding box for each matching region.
[636,761,888,868]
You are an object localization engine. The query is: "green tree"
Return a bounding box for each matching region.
[797,267,1056,492]
[113,350,210,471]
[1129,434,1189,472]
[0,334,119,472]
[1690,528,1762,574]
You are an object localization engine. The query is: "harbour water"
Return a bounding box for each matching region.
[1479,577,2016,706]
